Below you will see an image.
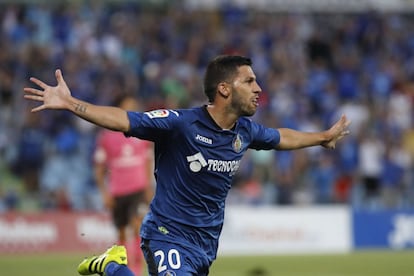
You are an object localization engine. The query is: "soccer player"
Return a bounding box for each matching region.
[24,55,351,276]
[94,95,153,275]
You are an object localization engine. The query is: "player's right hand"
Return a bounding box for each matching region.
[24,69,72,112]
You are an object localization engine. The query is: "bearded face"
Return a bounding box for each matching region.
[228,65,261,117]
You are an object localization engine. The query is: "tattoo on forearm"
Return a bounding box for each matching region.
[75,103,87,113]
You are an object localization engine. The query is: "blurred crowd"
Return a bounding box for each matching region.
[0,2,413,212]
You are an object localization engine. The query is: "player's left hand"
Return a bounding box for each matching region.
[321,115,351,149]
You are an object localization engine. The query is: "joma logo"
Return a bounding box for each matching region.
[195,134,212,145]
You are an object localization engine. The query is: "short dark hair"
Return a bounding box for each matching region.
[203,55,252,102]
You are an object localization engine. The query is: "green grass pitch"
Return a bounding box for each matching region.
[1,250,414,276]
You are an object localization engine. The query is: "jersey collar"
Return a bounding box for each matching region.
[198,105,239,133]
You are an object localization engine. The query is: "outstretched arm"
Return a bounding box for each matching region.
[276,115,351,150]
[24,69,130,132]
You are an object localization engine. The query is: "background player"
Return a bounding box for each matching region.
[94,95,153,276]
[24,55,351,276]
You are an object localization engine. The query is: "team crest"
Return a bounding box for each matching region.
[145,109,170,119]
[163,271,176,276]
[232,134,243,153]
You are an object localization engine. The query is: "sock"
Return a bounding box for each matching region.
[105,262,135,276]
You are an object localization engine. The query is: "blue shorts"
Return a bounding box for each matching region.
[141,238,210,276]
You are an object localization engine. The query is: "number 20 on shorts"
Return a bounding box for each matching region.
[154,248,181,273]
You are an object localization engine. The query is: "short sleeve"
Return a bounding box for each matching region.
[248,121,280,150]
[125,109,180,141]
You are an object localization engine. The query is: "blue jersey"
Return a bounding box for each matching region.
[126,106,280,262]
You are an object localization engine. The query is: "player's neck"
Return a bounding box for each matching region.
[206,104,237,130]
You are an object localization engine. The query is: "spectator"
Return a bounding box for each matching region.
[94,95,153,275]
